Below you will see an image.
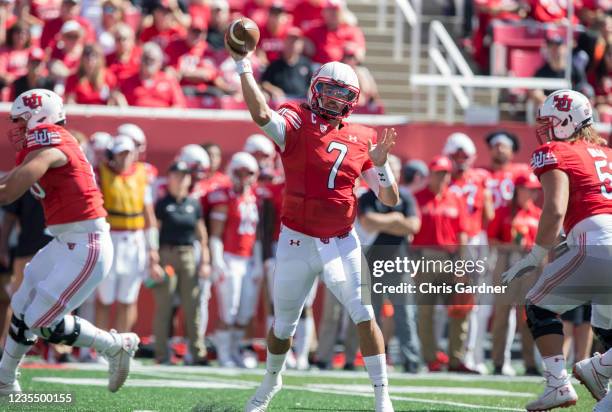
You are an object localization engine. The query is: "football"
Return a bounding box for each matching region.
[225,17,260,56]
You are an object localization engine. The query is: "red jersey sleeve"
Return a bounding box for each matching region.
[530,142,568,178]
[277,102,305,153]
[206,187,229,210]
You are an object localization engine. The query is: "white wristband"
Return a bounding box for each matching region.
[375,162,395,187]
[145,227,159,251]
[235,59,252,75]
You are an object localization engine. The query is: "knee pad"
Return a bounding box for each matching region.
[9,314,36,346]
[592,327,612,351]
[34,316,81,345]
[272,318,297,340]
[526,303,563,339]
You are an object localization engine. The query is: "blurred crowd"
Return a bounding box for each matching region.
[0,125,604,375]
[0,0,383,112]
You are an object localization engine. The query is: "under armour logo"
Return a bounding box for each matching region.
[67,243,76,250]
[348,135,358,142]
[553,94,572,112]
[378,172,387,182]
[22,93,42,110]
[559,388,569,396]
[289,239,301,246]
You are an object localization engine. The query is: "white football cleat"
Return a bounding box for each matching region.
[374,385,394,412]
[103,330,140,393]
[594,389,612,412]
[525,373,577,411]
[244,374,282,412]
[573,352,611,401]
[0,375,21,396]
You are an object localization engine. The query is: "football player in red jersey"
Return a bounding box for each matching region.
[502,90,612,411]
[208,152,261,368]
[442,132,494,375]
[227,40,398,411]
[0,89,139,395]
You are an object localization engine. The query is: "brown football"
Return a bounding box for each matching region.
[226,17,260,56]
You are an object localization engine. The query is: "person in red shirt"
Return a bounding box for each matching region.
[64,44,121,105]
[528,0,581,23]
[139,0,187,49]
[208,152,260,368]
[117,41,186,108]
[501,90,612,411]
[231,30,399,408]
[0,88,139,396]
[255,3,290,66]
[0,22,32,90]
[39,0,95,50]
[304,0,365,64]
[29,0,61,21]
[105,23,141,81]
[188,0,210,29]
[242,0,274,27]
[292,0,324,31]
[48,20,84,82]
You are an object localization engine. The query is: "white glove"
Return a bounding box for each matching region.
[501,244,548,284]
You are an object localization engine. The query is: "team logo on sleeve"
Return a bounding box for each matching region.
[26,128,61,147]
[22,93,42,110]
[553,94,573,112]
[278,108,301,130]
[531,149,558,169]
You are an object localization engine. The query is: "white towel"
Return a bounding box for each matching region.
[315,237,346,284]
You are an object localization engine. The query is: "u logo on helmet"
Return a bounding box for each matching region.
[553,94,572,112]
[22,93,42,110]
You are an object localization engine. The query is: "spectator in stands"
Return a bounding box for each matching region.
[39,0,95,49]
[97,0,125,55]
[341,43,383,112]
[256,3,290,66]
[242,0,273,27]
[48,19,84,83]
[594,45,612,122]
[11,46,55,98]
[64,44,123,105]
[117,41,186,107]
[188,0,210,29]
[206,0,229,52]
[0,22,32,91]
[0,0,17,46]
[527,0,580,24]
[293,0,324,32]
[139,0,187,48]
[529,34,591,108]
[153,161,209,365]
[106,22,141,80]
[28,0,61,22]
[165,15,235,98]
[261,27,311,101]
[304,0,365,65]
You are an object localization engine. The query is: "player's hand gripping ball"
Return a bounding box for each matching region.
[225,17,260,58]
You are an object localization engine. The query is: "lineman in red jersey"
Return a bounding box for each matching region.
[228,33,398,410]
[442,132,494,375]
[0,89,139,395]
[502,90,612,411]
[208,152,261,368]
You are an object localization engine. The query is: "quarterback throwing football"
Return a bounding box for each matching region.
[0,89,139,395]
[503,90,612,412]
[226,37,398,412]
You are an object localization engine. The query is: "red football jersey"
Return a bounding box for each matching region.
[486,163,530,210]
[488,200,541,248]
[16,124,107,226]
[207,186,259,257]
[276,102,375,238]
[449,168,490,237]
[531,140,612,234]
[412,186,468,250]
[200,172,232,216]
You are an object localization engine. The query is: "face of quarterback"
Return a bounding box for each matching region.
[490,142,512,166]
[316,82,357,119]
[8,117,27,151]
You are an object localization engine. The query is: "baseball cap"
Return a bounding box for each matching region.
[429,155,452,173]
[269,2,286,13]
[28,47,45,62]
[61,20,82,35]
[211,0,228,11]
[485,130,520,153]
[169,161,190,173]
[110,135,135,154]
[402,159,429,183]
[515,173,541,189]
[545,33,564,45]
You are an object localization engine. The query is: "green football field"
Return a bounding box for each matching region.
[0,362,598,411]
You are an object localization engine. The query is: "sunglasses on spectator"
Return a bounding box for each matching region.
[142,55,159,63]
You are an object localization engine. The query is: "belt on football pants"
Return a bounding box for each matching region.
[318,231,350,244]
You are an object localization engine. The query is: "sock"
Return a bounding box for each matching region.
[294,317,314,364]
[232,329,245,357]
[216,330,232,364]
[65,316,117,355]
[266,349,287,375]
[0,336,32,383]
[364,354,389,388]
[543,354,567,379]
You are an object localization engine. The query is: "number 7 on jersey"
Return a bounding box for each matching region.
[327,142,348,189]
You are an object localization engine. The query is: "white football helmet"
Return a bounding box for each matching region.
[177,144,210,180]
[84,131,113,166]
[9,89,66,149]
[536,89,593,144]
[442,132,476,171]
[117,123,146,152]
[244,134,275,156]
[228,151,258,187]
[308,61,360,120]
